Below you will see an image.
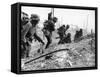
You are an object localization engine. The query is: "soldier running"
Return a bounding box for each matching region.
[42,12,58,49]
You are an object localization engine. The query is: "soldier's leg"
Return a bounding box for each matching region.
[45,34,52,49]
[25,42,31,58]
[21,40,27,58]
[58,34,64,44]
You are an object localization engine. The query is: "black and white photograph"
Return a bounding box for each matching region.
[20,4,96,71]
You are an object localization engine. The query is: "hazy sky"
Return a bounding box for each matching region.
[22,6,95,33]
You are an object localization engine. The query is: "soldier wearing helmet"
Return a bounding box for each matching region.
[21,12,31,58]
[42,12,58,49]
[26,14,44,45]
[25,14,45,56]
[21,12,29,29]
[21,13,44,58]
[57,24,70,44]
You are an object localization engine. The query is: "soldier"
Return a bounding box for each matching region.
[74,28,83,42]
[21,12,31,58]
[25,14,45,55]
[43,12,58,49]
[57,24,70,44]
[21,14,45,58]
[57,25,65,44]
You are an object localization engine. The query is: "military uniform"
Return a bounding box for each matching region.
[43,19,55,49]
[57,25,70,44]
[21,14,45,58]
[21,12,31,58]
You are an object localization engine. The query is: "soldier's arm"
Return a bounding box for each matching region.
[21,22,32,42]
[48,12,52,20]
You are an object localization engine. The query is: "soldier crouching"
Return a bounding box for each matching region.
[21,13,45,58]
[26,14,45,54]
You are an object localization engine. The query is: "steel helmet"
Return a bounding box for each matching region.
[30,14,40,21]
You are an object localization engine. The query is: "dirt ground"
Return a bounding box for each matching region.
[21,34,95,71]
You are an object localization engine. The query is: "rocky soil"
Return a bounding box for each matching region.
[21,34,95,71]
